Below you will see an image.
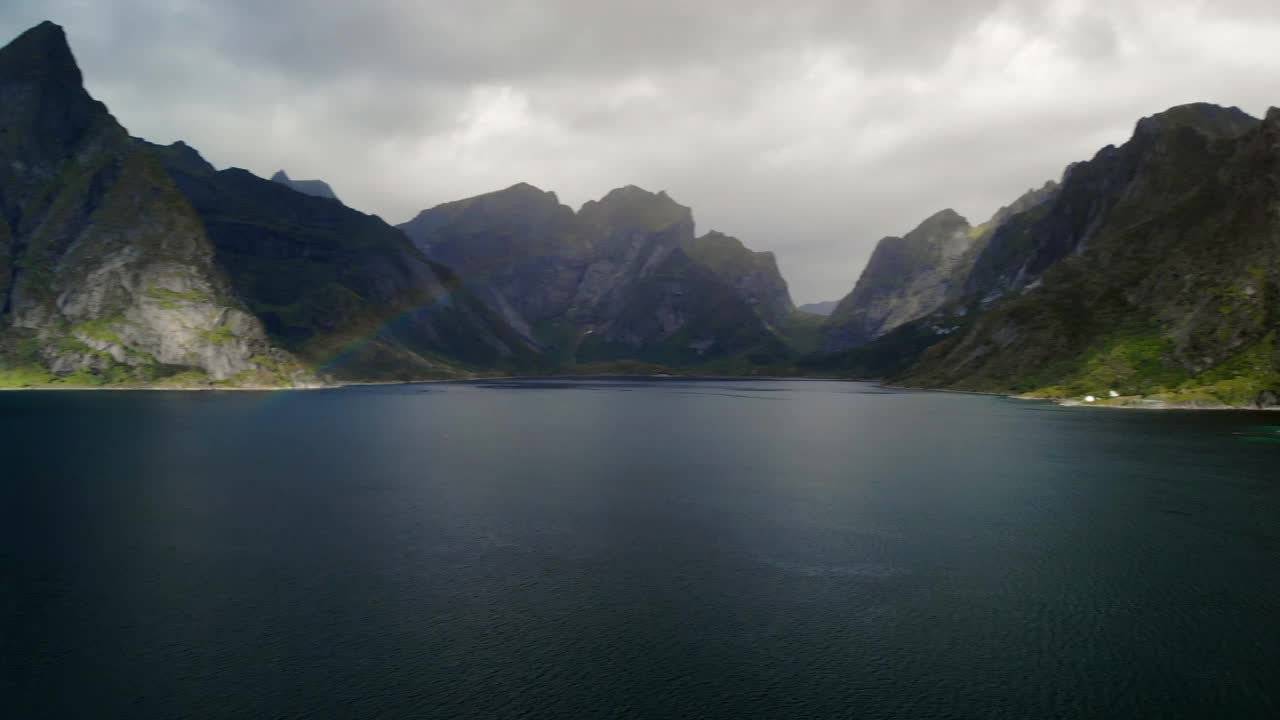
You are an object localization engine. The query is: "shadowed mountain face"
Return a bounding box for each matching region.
[271,169,341,203]
[818,102,1280,407]
[146,143,541,380]
[684,231,794,328]
[400,184,789,367]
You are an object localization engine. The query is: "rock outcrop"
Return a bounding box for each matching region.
[270,169,341,203]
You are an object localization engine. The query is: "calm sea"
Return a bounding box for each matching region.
[2,380,1278,718]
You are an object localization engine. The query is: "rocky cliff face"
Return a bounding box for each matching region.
[683,231,794,328]
[894,103,1280,406]
[401,184,785,366]
[821,182,1061,354]
[822,209,974,351]
[400,183,588,347]
[270,169,341,203]
[0,22,301,386]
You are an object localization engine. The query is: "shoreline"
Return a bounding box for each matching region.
[2,373,1276,413]
[879,382,1280,413]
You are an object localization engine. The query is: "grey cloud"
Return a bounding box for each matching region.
[2,0,1279,302]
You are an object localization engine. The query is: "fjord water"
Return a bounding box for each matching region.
[2,381,1278,719]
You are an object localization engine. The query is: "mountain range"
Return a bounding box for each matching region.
[1,21,1277,407]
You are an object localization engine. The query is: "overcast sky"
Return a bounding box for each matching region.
[4,1,1280,303]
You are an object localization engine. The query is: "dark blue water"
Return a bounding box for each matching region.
[2,379,1278,719]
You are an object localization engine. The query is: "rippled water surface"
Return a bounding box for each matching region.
[2,380,1278,718]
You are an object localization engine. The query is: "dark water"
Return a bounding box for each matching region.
[2,380,1279,719]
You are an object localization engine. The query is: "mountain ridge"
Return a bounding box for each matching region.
[815,101,1280,408]
[400,182,790,368]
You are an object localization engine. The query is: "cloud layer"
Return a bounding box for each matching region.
[3,0,1279,302]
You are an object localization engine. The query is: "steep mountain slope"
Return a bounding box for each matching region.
[821,183,1059,353]
[822,209,974,351]
[398,182,586,347]
[401,184,786,367]
[0,22,303,387]
[147,143,540,380]
[683,230,794,328]
[270,169,341,202]
[897,104,1280,406]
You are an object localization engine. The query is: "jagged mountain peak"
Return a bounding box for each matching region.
[1133,102,1259,140]
[587,184,681,210]
[601,184,668,200]
[579,185,693,235]
[414,182,568,220]
[269,169,340,202]
[696,229,746,248]
[139,140,216,177]
[911,208,970,235]
[471,182,564,209]
[503,180,551,195]
[0,20,113,173]
[0,20,81,85]
[685,230,793,326]
[983,180,1059,229]
[692,230,781,265]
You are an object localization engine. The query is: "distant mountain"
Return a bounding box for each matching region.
[818,102,1280,408]
[822,183,1058,353]
[797,301,837,317]
[400,184,788,368]
[684,231,794,328]
[822,209,973,351]
[270,169,341,202]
